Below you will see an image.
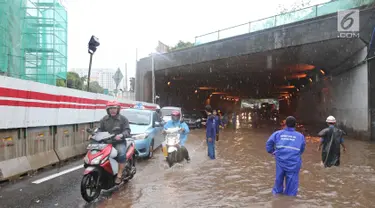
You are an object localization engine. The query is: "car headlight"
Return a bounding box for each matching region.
[91,155,102,165]
[132,133,149,140]
[196,119,201,122]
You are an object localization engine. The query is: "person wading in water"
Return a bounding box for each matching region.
[317,116,347,168]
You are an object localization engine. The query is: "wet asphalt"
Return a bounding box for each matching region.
[2,120,375,208]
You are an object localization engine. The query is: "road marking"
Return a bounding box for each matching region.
[31,164,84,184]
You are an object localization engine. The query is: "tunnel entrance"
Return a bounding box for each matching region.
[151,38,370,138]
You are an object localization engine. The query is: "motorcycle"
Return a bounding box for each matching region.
[161,127,187,167]
[80,127,137,203]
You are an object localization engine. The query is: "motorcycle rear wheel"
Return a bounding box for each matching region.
[81,171,101,203]
[167,151,176,167]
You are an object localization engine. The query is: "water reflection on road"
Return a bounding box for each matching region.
[97,121,375,208]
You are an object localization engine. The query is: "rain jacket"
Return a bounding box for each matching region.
[206,114,217,139]
[163,120,190,146]
[98,114,131,139]
[318,125,345,167]
[266,127,306,172]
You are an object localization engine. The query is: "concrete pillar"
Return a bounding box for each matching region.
[136,57,152,102]
[368,56,375,141]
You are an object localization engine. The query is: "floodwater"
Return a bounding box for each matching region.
[96,119,375,208]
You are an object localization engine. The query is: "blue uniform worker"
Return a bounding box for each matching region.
[266,116,306,196]
[163,111,190,146]
[213,110,221,141]
[205,105,217,159]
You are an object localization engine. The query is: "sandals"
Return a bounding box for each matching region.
[115,176,122,185]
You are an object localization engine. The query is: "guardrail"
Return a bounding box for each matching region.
[0,122,100,181]
[194,0,373,45]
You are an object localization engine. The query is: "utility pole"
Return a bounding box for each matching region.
[135,48,138,98]
[124,63,128,91]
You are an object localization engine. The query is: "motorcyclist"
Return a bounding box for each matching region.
[317,116,347,167]
[155,105,161,119]
[163,110,191,162]
[97,100,131,185]
[252,109,260,128]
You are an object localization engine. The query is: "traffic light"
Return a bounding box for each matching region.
[88,35,100,54]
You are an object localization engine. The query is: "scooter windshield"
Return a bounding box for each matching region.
[92,132,114,142]
[165,127,180,134]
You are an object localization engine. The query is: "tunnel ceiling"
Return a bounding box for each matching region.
[156,38,365,98]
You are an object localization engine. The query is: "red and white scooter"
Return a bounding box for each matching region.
[81,127,137,202]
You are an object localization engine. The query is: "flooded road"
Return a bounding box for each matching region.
[3,120,374,207]
[96,121,375,208]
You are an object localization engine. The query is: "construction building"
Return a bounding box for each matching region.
[0,0,67,85]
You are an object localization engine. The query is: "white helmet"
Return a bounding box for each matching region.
[326,115,336,123]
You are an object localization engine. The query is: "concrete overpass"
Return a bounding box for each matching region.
[136,6,375,140]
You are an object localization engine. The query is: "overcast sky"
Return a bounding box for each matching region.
[66,0,329,78]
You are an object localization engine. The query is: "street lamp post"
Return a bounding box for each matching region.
[151,53,155,103]
[87,35,100,92]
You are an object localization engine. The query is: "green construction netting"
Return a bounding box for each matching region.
[0,0,67,85]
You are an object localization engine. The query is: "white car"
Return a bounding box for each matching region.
[160,106,182,123]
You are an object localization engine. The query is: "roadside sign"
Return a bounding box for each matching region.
[112,68,124,88]
[133,103,144,109]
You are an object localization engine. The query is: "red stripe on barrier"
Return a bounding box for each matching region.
[0,100,99,109]
[0,100,156,110]
[0,87,157,109]
[0,87,107,104]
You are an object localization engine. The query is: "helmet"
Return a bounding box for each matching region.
[106,100,120,109]
[171,110,180,122]
[155,105,161,113]
[106,101,121,115]
[326,115,336,123]
[171,110,180,116]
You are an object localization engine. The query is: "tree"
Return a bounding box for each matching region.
[277,0,374,14]
[66,71,83,90]
[277,0,312,14]
[81,75,87,85]
[84,81,104,93]
[169,40,194,51]
[56,79,66,87]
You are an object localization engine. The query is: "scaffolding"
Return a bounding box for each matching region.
[0,0,67,85]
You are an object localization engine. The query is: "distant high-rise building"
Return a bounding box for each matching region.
[70,68,118,91]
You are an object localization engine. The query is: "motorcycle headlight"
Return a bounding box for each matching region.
[196,119,201,122]
[84,155,89,164]
[101,156,108,164]
[91,155,102,165]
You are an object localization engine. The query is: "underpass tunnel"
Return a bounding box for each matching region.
[152,37,371,138]
[155,64,312,114]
